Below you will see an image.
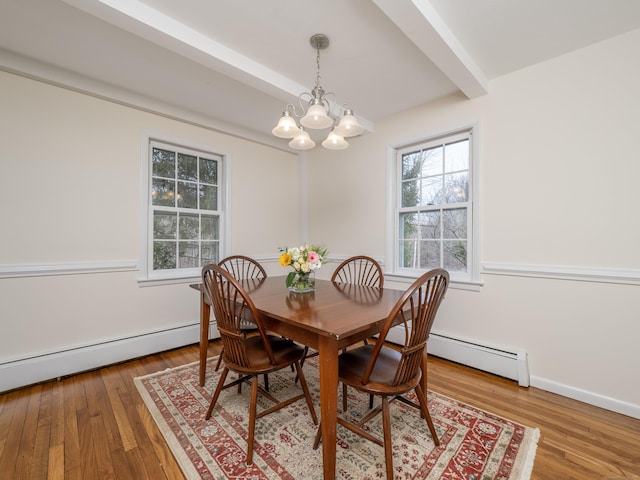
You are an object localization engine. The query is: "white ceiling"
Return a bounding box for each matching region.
[2,0,640,150]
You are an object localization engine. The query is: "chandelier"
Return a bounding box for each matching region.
[271,34,364,150]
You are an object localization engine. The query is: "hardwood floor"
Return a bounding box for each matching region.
[1,341,638,479]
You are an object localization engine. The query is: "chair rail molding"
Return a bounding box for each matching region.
[482,262,640,286]
[0,260,138,279]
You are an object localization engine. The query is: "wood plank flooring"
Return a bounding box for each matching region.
[0,341,638,479]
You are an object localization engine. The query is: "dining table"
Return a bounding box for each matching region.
[193,275,414,480]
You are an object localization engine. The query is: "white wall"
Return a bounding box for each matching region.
[306,29,640,416]
[1,29,638,417]
[0,71,298,386]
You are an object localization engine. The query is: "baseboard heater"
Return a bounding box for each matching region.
[386,327,530,387]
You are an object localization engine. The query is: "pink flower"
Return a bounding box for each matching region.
[307,251,319,264]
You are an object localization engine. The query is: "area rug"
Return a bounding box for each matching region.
[135,356,539,480]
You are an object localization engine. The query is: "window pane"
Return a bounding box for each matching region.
[421,146,443,176]
[153,241,176,270]
[177,181,198,209]
[177,153,198,181]
[444,172,469,203]
[153,211,177,239]
[399,240,417,268]
[443,208,467,239]
[401,151,421,180]
[178,241,199,268]
[152,148,175,178]
[201,241,218,266]
[401,180,420,208]
[420,177,441,205]
[419,211,440,239]
[179,213,199,239]
[444,240,467,271]
[201,215,219,240]
[419,240,440,269]
[200,185,217,210]
[200,158,218,184]
[444,139,469,173]
[400,213,418,240]
[152,179,176,206]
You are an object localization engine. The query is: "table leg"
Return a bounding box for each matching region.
[318,335,339,480]
[199,293,210,386]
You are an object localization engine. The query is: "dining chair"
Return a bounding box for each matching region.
[215,255,267,373]
[331,255,384,288]
[202,264,318,465]
[299,256,384,374]
[313,268,449,480]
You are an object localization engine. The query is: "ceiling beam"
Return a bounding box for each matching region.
[372,0,488,98]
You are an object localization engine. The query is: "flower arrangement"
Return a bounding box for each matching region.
[279,244,328,290]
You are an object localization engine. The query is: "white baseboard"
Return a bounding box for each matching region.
[0,324,201,393]
[530,375,640,420]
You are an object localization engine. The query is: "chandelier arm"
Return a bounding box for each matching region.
[295,93,314,118]
[321,92,337,119]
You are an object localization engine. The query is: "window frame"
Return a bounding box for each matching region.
[138,134,230,286]
[385,125,480,289]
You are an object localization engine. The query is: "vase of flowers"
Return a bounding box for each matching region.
[279,244,328,293]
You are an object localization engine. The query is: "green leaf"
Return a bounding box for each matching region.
[286,271,297,288]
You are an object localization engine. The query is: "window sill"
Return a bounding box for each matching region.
[137,275,201,287]
[384,274,482,292]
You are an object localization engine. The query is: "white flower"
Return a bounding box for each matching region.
[289,247,301,261]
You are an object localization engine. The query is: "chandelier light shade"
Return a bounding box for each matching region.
[333,108,364,137]
[272,110,300,138]
[288,128,316,150]
[272,34,363,151]
[322,129,349,150]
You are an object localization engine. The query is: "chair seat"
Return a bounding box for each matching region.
[339,345,421,396]
[225,335,306,374]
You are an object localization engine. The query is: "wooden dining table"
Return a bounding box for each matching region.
[193,276,409,480]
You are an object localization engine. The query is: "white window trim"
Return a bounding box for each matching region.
[385,123,481,290]
[137,131,232,286]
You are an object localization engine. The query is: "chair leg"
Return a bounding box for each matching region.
[206,367,229,419]
[295,346,310,383]
[414,385,440,447]
[300,346,310,368]
[215,349,224,372]
[381,396,393,480]
[313,421,322,449]
[293,360,318,424]
[342,383,348,412]
[246,375,259,465]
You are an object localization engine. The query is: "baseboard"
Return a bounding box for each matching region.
[530,375,640,420]
[0,324,201,393]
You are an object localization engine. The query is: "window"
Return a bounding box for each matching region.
[391,129,476,283]
[142,140,224,282]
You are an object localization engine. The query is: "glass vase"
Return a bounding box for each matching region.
[288,271,315,293]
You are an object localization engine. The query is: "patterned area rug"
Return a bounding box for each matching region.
[135,356,539,480]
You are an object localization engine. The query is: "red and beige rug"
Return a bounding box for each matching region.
[135,356,539,480]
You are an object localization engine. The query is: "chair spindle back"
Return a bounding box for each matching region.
[202,264,274,369]
[362,268,449,387]
[331,255,384,288]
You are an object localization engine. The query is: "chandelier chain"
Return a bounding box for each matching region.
[315,46,322,92]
